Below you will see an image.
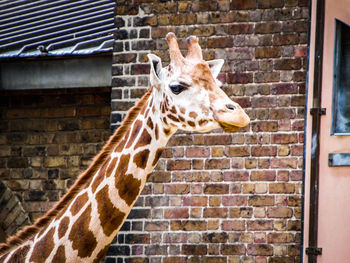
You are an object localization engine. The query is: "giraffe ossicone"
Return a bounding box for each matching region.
[0,33,250,262]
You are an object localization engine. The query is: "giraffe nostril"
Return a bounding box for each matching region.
[226,104,236,111]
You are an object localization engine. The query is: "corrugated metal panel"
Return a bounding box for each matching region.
[0,0,116,58]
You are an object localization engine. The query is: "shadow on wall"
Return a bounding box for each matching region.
[0,181,31,243]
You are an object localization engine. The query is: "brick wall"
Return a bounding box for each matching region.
[109,0,307,262]
[0,87,111,233]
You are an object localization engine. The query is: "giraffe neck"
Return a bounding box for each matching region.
[1,87,175,263]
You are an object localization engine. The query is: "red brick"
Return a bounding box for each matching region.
[255,47,281,58]
[205,159,230,169]
[221,220,245,231]
[164,208,189,219]
[204,184,229,194]
[207,37,233,48]
[269,183,295,194]
[223,171,249,181]
[182,245,207,255]
[267,233,294,243]
[227,73,253,84]
[252,146,277,156]
[170,220,207,231]
[272,134,298,144]
[183,196,208,206]
[225,146,250,157]
[248,196,275,206]
[267,208,293,218]
[202,232,228,243]
[163,258,187,263]
[271,158,298,169]
[222,196,247,206]
[203,208,228,218]
[247,244,273,256]
[251,171,276,181]
[294,46,307,57]
[252,121,278,132]
[221,244,246,255]
[167,160,191,170]
[164,184,190,194]
[186,147,210,158]
[231,0,257,9]
[247,220,273,230]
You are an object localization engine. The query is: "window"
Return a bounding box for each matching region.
[332,19,350,134]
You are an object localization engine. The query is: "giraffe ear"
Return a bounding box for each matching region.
[147,54,162,88]
[207,59,224,79]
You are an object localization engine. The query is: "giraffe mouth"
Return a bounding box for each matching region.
[217,121,240,132]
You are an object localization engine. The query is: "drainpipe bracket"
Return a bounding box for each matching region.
[306,247,322,255]
[310,107,326,116]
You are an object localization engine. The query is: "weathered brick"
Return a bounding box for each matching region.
[247,244,273,256]
[203,232,228,243]
[182,245,207,255]
[164,208,189,219]
[247,220,273,230]
[221,244,246,255]
[267,208,293,218]
[204,184,229,194]
[205,159,230,170]
[231,0,257,9]
[167,160,191,170]
[251,171,276,181]
[222,220,245,231]
[170,220,207,231]
[267,233,294,243]
[164,184,190,194]
[248,196,275,206]
[203,208,228,218]
[269,183,295,194]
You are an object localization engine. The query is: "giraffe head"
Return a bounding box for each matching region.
[148,33,250,133]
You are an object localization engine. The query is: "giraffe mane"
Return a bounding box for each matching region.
[0,87,154,256]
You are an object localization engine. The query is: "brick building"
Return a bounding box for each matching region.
[0,0,310,262]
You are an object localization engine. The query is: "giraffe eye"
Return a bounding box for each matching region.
[169,84,187,95]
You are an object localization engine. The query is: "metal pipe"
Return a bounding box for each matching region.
[307,0,326,262]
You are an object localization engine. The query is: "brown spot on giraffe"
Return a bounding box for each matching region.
[152,148,165,166]
[178,115,185,122]
[133,149,150,169]
[155,124,159,140]
[93,244,110,263]
[30,227,55,262]
[163,117,168,125]
[170,106,177,114]
[6,244,30,263]
[52,245,66,263]
[134,128,152,150]
[126,120,142,149]
[147,117,154,130]
[70,192,88,217]
[58,216,69,239]
[199,119,209,126]
[180,107,186,114]
[69,205,97,258]
[114,129,130,153]
[168,114,179,122]
[96,185,126,236]
[105,157,118,178]
[187,120,195,127]
[164,128,171,136]
[91,156,110,193]
[115,173,141,206]
[116,154,130,176]
[189,111,198,119]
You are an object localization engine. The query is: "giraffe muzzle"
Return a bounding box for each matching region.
[212,105,250,132]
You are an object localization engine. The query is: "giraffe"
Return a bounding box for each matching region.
[0,33,250,263]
